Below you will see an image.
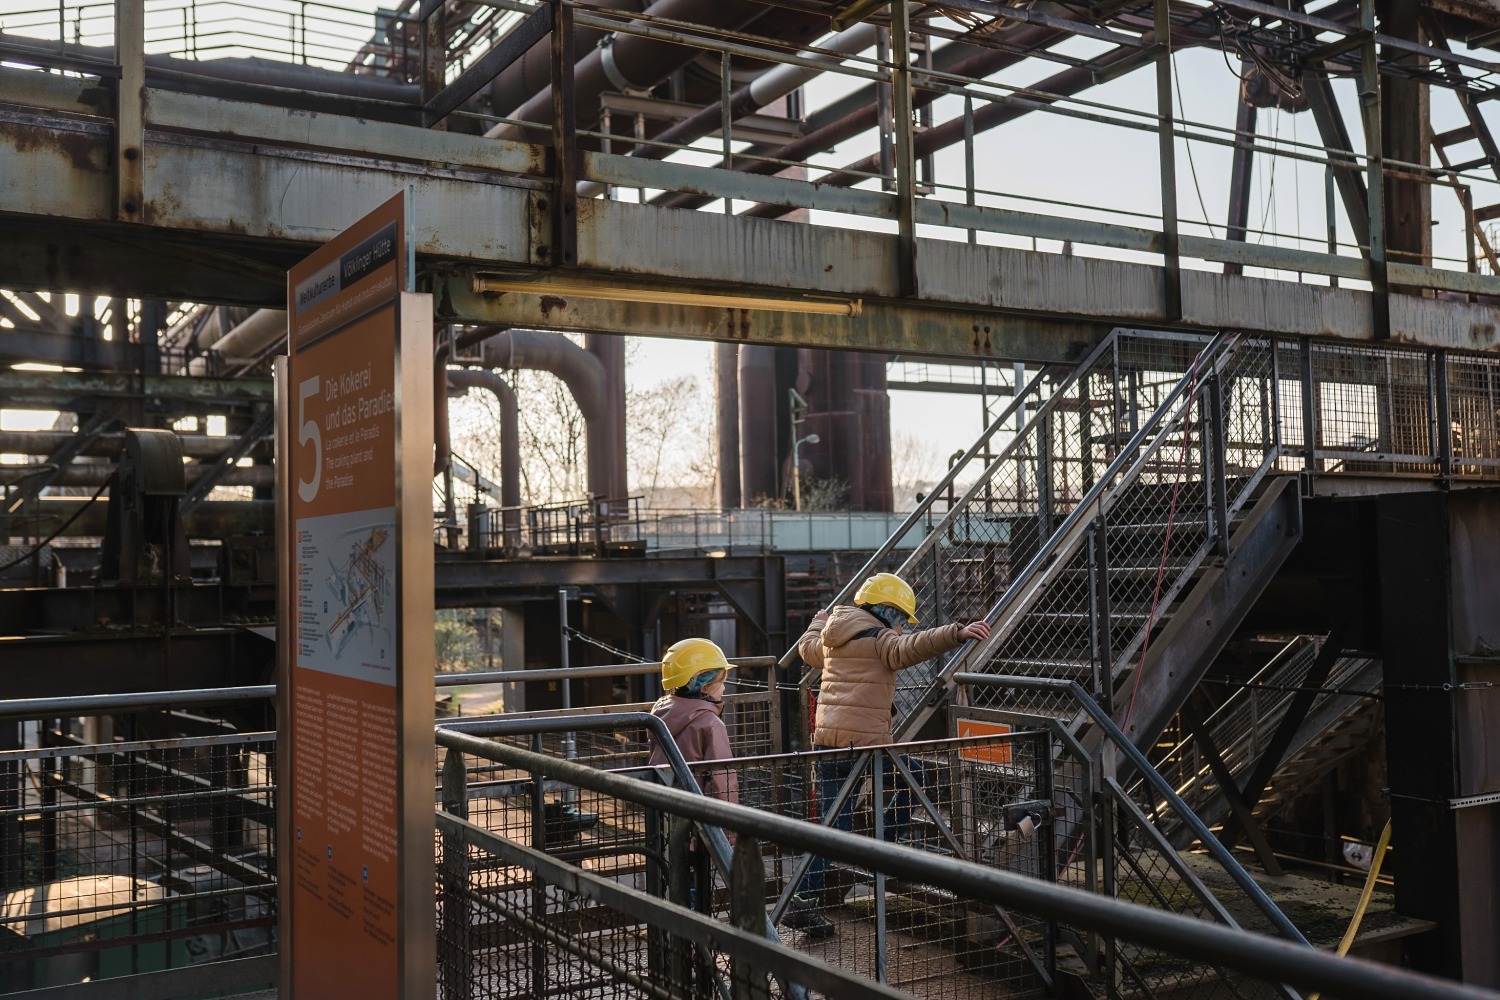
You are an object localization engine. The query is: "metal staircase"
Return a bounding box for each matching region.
[890,331,1300,751]
[1147,637,1384,847]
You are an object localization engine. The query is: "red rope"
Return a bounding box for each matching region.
[1122,348,1207,731]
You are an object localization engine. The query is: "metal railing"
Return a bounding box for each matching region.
[1145,645,1384,841]
[432,719,1495,1000]
[10,0,1500,337]
[0,690,277,994]
[954,673,1309,1000]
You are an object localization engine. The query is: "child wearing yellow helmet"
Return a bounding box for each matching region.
[647,638,739,804]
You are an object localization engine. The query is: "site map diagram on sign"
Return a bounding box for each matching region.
[296,507,398,685]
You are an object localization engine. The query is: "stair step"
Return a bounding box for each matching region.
[1448,155,1494,173]
[981,657,1094,674]
[1434,124,1477,147]
[1474,203,1500,224]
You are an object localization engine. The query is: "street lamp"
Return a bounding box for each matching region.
[792,433,820,510]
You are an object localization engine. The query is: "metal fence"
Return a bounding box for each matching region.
[953,675,1306,1000]
[0,725,277,992]
[432,719,1491,1000]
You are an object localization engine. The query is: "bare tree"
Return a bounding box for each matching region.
[449,338,718,509]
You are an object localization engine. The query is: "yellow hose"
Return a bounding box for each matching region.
[1307,818,1393,1000]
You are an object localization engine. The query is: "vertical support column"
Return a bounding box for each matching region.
[964,95,976,246]
[666,817,694,991]
[114,0,145,223]
[1358,0,1389,339]
[722,51,734,215]
[890,0,918,297]
[529,733,549,1000]
[1378,0,1430,271]
[1224,96,1257,276]
[420,2,446,129]
[549,0,578,269]
[1154,0,1180,320]
[0,721,20,890]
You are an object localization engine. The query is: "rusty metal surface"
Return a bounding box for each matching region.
[3,78,1500,351]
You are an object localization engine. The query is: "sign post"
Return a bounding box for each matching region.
[277,192,434,998]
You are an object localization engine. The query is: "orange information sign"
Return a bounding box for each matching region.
[957,719,1013,764]
[278,192,433,999]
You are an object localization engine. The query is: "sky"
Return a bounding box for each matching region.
[4,0,1496,489]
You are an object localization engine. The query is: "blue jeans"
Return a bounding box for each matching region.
[796,748,920,898]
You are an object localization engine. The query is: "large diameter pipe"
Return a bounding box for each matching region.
[0,30,417,103]
[487,0,644,118]
[445,369,522,509]
[476,330,617,499]
[737,345,778,505]
[715,343,741,510]
[488,0,773,139]
[654,24,1063,212]
[0,431,270,461]
[740,33,1173,220]
[628,22,879,161]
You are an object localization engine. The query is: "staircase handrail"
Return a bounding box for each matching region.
[953,672,1312,949]
[777,357,1057,670]
[901,332,1237,729]
[784,327,1206,678]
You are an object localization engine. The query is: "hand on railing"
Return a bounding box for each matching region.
[957,620,991,642]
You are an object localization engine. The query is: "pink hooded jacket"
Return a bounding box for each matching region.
[648,694,739,803]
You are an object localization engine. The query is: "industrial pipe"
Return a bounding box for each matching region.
[0,464,273,490]
[737,345,778,505]
[715,343,741,510]
[740,32,1178,220]
[486,0,645,118]
[653,24,1067,212]
[191,309,288,372]
[474,330,623,500]
[0,431,271,461]
[0,30,417,104]
[487,0,775,140]
[628,22,878,162]
[445,368,522,509]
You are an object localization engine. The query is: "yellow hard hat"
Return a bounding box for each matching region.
[853,572,919,624]
[662,637,729,691]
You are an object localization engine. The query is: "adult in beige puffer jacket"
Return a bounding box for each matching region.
[781,573,991,940]
[801,604,988,749]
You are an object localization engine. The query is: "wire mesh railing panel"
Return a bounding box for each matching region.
[1447,353,1500,477]
[439,730,1056,1000]
[0,731,277,993]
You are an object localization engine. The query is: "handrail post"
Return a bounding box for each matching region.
[529,733,548,1000]
[873,752,888,984]
[1300,338,1318,471]
[1207,367,1230,559]
[666,816,694,990]
[731,836,770,1000]
[439,748,473,998]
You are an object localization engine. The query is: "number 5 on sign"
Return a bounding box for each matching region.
[297,375,322,502]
